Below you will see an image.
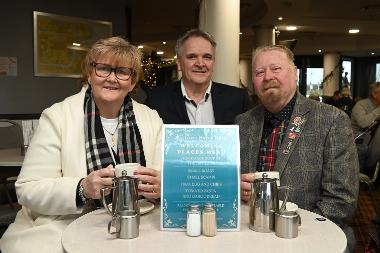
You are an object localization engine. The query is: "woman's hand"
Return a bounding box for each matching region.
[241,173,255,202]
[134,166,161,199]
[82,164,115,199]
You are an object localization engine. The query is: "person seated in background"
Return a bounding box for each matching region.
[351,82,380,174]
[236,45,359,252]
[337,86,355,117]
[145,29,252,125]
[308,90,320,101]
[324,90,342,107]
[0,37,163,253]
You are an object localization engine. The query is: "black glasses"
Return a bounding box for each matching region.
[91,62,134,81]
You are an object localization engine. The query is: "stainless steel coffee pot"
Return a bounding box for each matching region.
[100,170,140,239]
[101,170,140,217]
[249,173,288,233]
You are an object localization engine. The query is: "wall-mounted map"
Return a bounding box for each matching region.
[33,11,112,78]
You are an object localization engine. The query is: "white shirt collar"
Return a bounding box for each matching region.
[180,80,212,102]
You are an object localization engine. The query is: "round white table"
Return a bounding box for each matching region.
[62,204,347,253]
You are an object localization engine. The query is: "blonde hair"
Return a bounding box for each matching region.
[252,45,295,67]
[81,37,142,86]
[341,87,351,97]
[369,82,380,96]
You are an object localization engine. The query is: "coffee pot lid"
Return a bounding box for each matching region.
[254,172,277,183]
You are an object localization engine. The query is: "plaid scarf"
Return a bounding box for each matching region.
[84,87,146,173]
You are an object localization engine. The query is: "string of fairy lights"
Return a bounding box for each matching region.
[142,55,176,87]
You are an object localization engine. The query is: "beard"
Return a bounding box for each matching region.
[259,81,282,103]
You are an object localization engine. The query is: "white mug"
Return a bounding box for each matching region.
[115,163,140,177]
[279,200,299,212]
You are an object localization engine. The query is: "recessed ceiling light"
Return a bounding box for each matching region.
[286,26,297,31]
[318,49,322,53]
[278,17,283,21]
[157,51,164,55]
[239,32,242,35]
[371,52,375,55]
[138,45,144,49]
[162,41,166,45]
[349,29,360,34]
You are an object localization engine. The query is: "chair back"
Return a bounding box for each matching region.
[354,120,380,145]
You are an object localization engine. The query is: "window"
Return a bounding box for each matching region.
[306,68,323,101]
[376,63,380,82]
[342,60,352,87]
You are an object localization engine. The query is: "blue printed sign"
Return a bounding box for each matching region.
[160,125,240,231]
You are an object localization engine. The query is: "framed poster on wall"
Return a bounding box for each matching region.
[33,11,112,78]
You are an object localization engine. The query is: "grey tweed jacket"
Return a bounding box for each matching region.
[236,92,359,228]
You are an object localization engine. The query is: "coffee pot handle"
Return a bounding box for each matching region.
[100,187,114,216]
[108,217,120,235]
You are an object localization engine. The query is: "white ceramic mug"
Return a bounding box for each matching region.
[115,163,140,177]
[279,200,299,212]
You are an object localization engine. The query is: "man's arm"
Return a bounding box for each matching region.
[314,110,359,226]
[351,101,380,129]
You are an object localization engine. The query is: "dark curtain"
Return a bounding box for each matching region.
[352,57,379,99]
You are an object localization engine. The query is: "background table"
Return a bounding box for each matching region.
[0,148,24,167]
[62,204,347,253]
[0,148,23,179]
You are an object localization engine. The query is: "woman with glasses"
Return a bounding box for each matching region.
[0,37,163,253]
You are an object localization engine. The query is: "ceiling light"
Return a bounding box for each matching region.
[157,51,164,55]
[318,49,322,53]
[286,26,297,31]
[371,52,375,55]
[348,29,360,34]
[162,41,166,45]
[72,43,81,47]
[138,45,144,49]
[239,32,242,35]
[278,17,283,21]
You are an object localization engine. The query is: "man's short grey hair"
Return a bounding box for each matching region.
[252,45,296,67]
[175,29,216,57]
[369,82,380,95]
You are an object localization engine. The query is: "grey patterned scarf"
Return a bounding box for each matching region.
[83,87,146,173]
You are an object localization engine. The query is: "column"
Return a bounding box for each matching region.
[249,25,275,91]
[252,25,275,48]
[199,0,240,87]
[323,53,340,96]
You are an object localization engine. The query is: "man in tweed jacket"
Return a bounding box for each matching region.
[236,45,359,252]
